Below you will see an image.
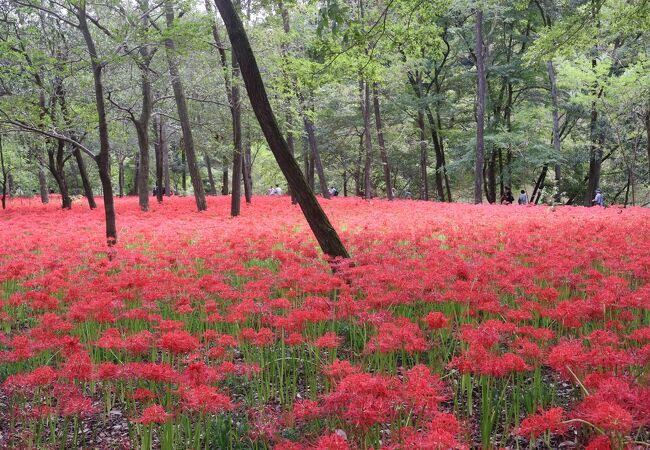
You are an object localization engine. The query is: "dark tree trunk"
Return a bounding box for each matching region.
[547,60,562,202]
[130,158,139,196]
[153,115,164,202]
[373,83,392,200]
[417,109,428,201]
[486,149,497,203]
[134,102,151,212]
[474,9,486,204]
[118,160,125,197]
[164,0,207,211]
[180,140,186,192]
[242,140,252,203]
[48,141,72,209]
[0,135,7,210]
[73,148,96,209]
[214,0,349,259]
[230,45,243,216]
[359,80,374,199]
[584,57,602,206]
[205,154,217,195]
[531,164,548,204]
[79,3,117,244]
[38,167,49,204]
[425,108,446,201]
[161,119,170,197]
[221,159,229,195]
[302,110,330,198]
[645,109,650,181]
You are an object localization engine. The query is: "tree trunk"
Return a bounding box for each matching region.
[134,99,151,211]
[359,80,374,199]
[130,158,139,196]
[242,140,252,203]
[38,167,49,204]
[0,135,7,210]
[180,140,186,192]
[48,141,72,209]
[486,149,497,203]
[79,3,117,243]
[164,0,207,211]
[221,159,229,195]
[417,109,429,201]
[531,164,548,204]
[205,153,217,195]
[425,108,445,201]
[645,109,650,181]
[73,148,97,209]
[230,45,243,216]
[547,60,562,202]
[153,115,164,202]
[474,9,486,204]
[215,0,349,259]
[302,110,330,198]
[118,160,125,197]
[373,83,392,200]
[162,119,170,197]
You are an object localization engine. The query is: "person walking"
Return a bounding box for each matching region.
[518,190,528,205]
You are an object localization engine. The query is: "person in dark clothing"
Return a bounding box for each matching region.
[501,187,515,205]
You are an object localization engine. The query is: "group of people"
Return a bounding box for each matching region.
[268,185,283,196]
[500,187,605,206]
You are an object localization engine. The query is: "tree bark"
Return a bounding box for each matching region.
[78,3,117,244]
[153,115,164,202]
[164,0,207,211]
[118,159,125,197]
[221,158,229,195]
[205,153,217,195]
[372,83,392,200]
[38,167,49,204]
[73,148,97,209]
[474,9,486,204]
[645,109,650,181]
[302,109,330,198]
[242,139,252,203]
[359,80,374,199]
[230,45,243,216]
[547,60,562,202]
[215,0,349,259]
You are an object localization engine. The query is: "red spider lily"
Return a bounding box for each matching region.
[313,332,343,349]
[178,384,234,414]
[422,311,449,330]
[365,317,428,354]
[313,432,350,450]
[133,404,173,425]
[158,330,200,354]
[516,407,567,439]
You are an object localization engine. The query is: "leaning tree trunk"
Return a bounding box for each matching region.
[38,167,49,204]
[215,0,349,259]
[474,9,486,204]
[73,148,97,209]
[372,83,392,200]
[164,0,207,211]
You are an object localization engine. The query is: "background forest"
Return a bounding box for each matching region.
[0,0,649,209]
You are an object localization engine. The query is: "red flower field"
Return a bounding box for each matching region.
[1,196,649,449]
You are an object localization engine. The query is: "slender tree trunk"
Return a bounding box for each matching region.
[242,140,252,203]
[73,148,96,209]
[373,83,392,200]
[359,80,374,199]
[215,0,349,258]
[486,149,497,203]
[180,140,186,192]
[118,160,125,197]
[474,9,486,204]
[417,109,429,201]
[645,109,650,180]
[547,60,562,202]
[425,108,445,201]
[161,119,170,197]
[130,158,139,196]
[0,136,7,210]
[531,164,548,204]
[230,46,243,216]
[302,111,330,198]
[205,154,217,195]
[221,159,229,195]
[164,0,207,211]
[153,115,164,202]
[38,167,49,204]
